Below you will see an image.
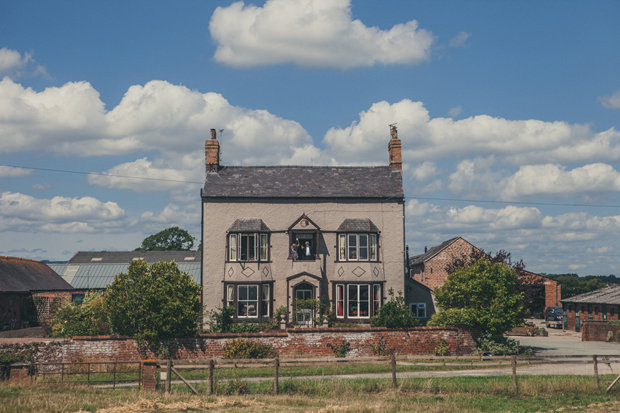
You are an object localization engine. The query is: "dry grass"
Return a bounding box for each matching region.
[3,375,620,412]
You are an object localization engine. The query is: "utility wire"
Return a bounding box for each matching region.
[3,163,620,209]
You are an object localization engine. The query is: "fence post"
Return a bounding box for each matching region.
[113,362,117,390]
[512,355,518,393]
[274,356,279,395]
[391,354,397,389]
[61,363,64,382]
[87,363,90,384]
[208,359,214,395]
[166,359,172,393]
[593,355,600,390]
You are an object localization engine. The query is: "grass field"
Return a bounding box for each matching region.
[3,374,620,412]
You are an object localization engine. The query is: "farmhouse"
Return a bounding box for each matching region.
[201,126,412,324]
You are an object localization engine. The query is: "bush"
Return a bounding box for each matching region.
[104,260,201,342]
[327,340,350,357]
[473,333,521,356]
[0,351,24,380]
[370,336,393,356]
[222,338,277,359]
[205,306,287,333]
[435,339,449,356]
[50,291,110,338]
[371,288,418,328]
[293,298,331,327]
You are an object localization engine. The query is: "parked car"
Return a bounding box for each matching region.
[545,306,563,329]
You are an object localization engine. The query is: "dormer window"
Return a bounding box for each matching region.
[337,219,379,262]
[227,219,271,262]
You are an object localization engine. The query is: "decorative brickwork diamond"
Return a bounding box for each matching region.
[262,267,270,277]
[352,266,366,277]
[242,267,255,277]
[373,267,380,277]
[228,267,234,277]
[337,267,344,277]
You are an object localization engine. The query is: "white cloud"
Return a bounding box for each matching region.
[0,47,47,79]
[322,99,620,166]
[0,165,32,178]
[209,0,434,69]
[448,157,502,197]
[447,105,462,118]
[411,161,438,181]
[449,32,471,48]
[0,191,126,233]
[32,183,51,191]
[598,88,620,109]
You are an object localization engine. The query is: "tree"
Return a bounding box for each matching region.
[136,227,195,251]
[545,274,606,299]
[428,258,525,337]
[104,260,201,342]
[371,288,418,328]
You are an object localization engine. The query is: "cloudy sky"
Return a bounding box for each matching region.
[1,0,619,275]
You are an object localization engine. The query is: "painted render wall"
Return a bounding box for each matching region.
[202,198,406,321]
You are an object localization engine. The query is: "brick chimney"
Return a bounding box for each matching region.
[205,128,220,173]
[388,125,402,170]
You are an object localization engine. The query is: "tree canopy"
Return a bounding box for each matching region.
[545,274,606,299]
[104,260,201,342]
[371,288,418,328]
[428,258,525,337]
[136,226,195,251]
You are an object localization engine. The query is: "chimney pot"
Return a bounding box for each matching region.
[424,246,427,253]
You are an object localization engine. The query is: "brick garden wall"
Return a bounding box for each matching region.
[581,321,620,341]
[0,326,479,363]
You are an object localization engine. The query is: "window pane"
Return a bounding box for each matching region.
[261,284,269,317]
[239,286,248,301]
[348,285,358,317]
[227,285,234,307]
[249,285,258,300]
[230,235,237,261]
[339,234,346,260]
[337,285,344,318]
[373,284,381,314]
[238,302,248,316]
[241,234,248,260]
[359,234,368,260]
[260,234,268,260]
[248,234,256,260]
[369,234,377,261]
[348,234,357,260]
[247,301,258,316]
[417,304,426,318]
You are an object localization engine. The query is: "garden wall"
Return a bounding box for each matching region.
[581,321,620,342]
[0,326,478,363]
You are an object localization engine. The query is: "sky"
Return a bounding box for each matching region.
[1,0,619,276]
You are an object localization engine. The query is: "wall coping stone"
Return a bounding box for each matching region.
[73,335,132,340]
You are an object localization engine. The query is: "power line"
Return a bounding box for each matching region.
[3,163,620,209]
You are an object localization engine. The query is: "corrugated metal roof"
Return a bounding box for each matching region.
[561,284,620,305]
[46,262,201,289]
[68,251,201,264]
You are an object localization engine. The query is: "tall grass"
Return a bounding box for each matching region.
[2,375,620,412]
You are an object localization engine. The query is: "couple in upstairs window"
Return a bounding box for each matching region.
[291,236,314,261]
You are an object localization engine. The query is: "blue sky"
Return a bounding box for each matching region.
[1,0,619,275]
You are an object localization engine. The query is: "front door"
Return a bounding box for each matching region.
[294,283,314,326]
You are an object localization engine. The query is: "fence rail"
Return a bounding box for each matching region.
[33,361,142,389]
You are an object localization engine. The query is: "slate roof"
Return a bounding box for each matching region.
[48,262,201,289]
[409,237,462,266]
[561,284,620,305]
[227,219,271,232]
[68,251,201,264]
[202,166,404,199]
[336,219,379,232]
[0,256,73,293]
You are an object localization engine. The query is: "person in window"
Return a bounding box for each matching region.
[296,238,304,260]
[304,241,313,260]
[291,242,299,261]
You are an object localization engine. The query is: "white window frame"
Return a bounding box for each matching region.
[409,303,426,319]
[347,284,370,319]
[338,233,378,262]
[237,285,259,318]
[229,233,269,262]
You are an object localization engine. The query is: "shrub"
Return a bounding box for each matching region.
[327,340,350,357]
[473,333,521,356]
[370,336,393,356]
[105,260,201,342]
[0,351,25,380]
[435,339,449,356]
[204,306,235,333]
[222,338,277,359]
[293,298,331,327]
[50,291,110,338]
[371,288,418,328]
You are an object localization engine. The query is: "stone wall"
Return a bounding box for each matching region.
[0,326,478,363]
